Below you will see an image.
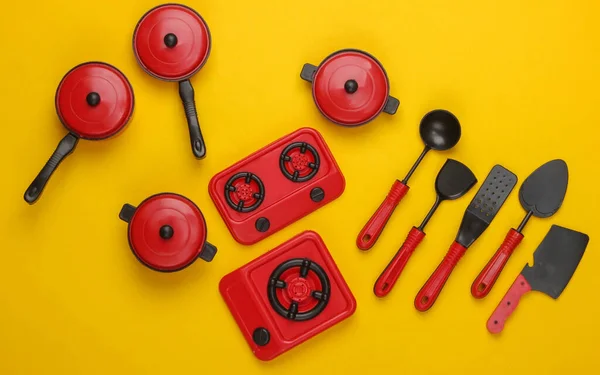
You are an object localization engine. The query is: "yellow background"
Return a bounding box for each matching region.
[1,0,599,373]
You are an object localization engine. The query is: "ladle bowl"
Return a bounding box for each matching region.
[420,110,461,151]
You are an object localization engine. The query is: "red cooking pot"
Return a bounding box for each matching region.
[300,49,399,126]
[119,193,217,272]
[24,62,134,204]
[133,3,211,159]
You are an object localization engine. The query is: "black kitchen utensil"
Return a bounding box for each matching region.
[487,225,588,333]
[472,160,568,298]
[415,165,517,311]
[373,159,477,297]
[357,110,462,250]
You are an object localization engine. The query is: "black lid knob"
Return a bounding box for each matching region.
[86,92,101,107]
[344,79,359,94]
[164,33,178,48]
[159,225,174,240]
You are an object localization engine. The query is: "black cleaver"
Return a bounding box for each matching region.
[487,225,589,334]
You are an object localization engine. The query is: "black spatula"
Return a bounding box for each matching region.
[472,160,568,298]
[487,225,589,333]
[415,165,517,311]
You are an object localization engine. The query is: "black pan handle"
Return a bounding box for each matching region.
[24,133,79,205]
[178,80,207,159]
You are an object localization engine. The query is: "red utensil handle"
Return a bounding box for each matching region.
[373,227,426,297]
[414,241,467,311]
[471,229,524,299]
[356,180,409,250]
[487,274,532,334]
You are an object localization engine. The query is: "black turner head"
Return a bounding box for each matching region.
[521,225,589,298]
[418,159,477,231]
[456,165,518,248]
[435,159,478,200]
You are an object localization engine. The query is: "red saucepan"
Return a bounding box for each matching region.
[119,193,217,272]
[24,62,134,204]
[133,3,211,159]
[300,49,400,126]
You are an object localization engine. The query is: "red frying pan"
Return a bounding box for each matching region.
[24,62,134,204]
[133,3,211,159]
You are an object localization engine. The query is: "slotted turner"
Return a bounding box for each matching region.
[415,165,518,311]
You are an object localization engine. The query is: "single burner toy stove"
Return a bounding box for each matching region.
[219,231,356,361]
[209,128,345,245]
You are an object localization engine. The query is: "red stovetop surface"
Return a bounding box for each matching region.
[209,128,345,245]
[219,231,356,361]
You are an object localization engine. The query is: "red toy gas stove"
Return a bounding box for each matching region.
[208,128,345,245]
[219,231,356,361]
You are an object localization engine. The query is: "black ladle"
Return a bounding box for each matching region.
[357,109,462,250]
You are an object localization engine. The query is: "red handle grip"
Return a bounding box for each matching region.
[373,227,426,297]
[414,241,467,311]
[471,229,524,299]
[356,180,409,251]
[487,274,531,334]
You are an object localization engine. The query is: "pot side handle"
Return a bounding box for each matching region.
[199,241,217,262]
[119,204,136,223]
[300,63,318,82]
[383,96,400,115]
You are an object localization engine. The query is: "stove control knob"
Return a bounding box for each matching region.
[252,327,270,346]
[310,187,325,202]
[255,217,270,232]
